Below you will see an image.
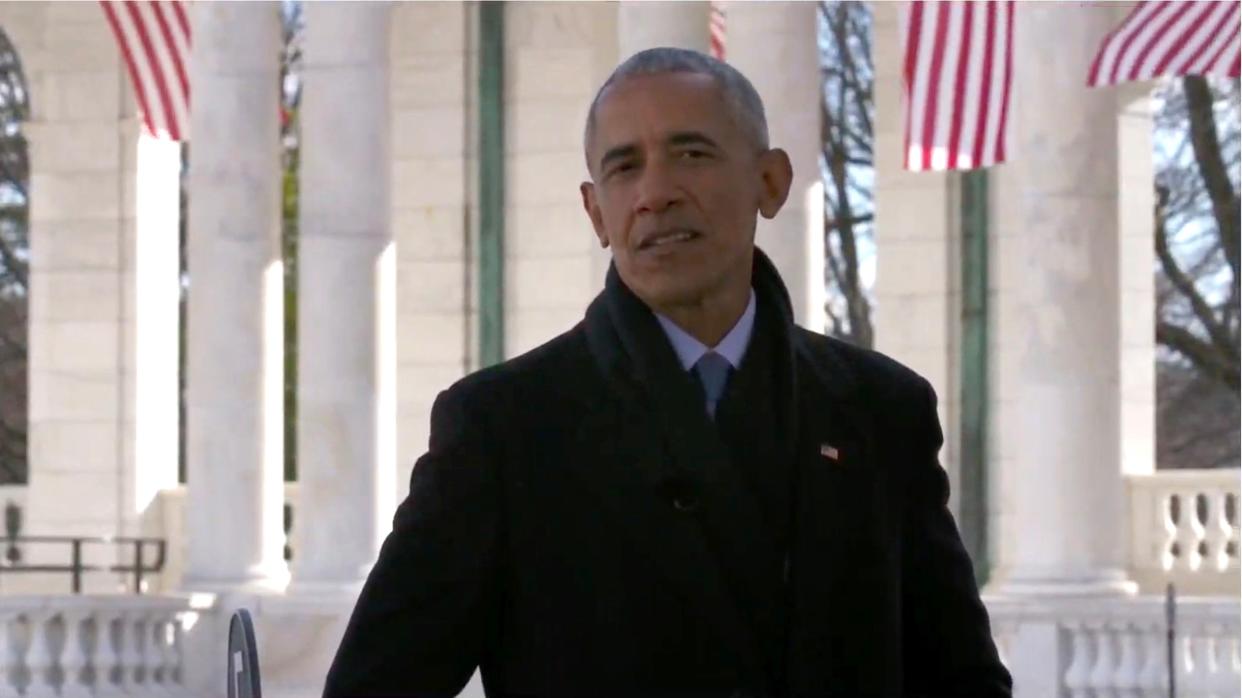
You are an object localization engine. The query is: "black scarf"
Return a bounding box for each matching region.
[598,246,800,486]
[597,247,802,694]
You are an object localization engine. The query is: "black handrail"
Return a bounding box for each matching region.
[0,535,166,594]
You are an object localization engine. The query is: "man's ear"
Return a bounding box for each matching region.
[580,181,609,248]
[757,148,794,220]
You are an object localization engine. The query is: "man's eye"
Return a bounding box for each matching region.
[680,150,709,160]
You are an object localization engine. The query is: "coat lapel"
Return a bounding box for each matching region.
[640,333,790,686]
[574,250,893,691]
[575,292,770,687]
[786,336,896,691]
[605,280,789,644]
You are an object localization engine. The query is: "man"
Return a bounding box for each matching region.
[324,48,1011,698]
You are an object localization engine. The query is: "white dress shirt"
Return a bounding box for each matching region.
[654,289,757,374]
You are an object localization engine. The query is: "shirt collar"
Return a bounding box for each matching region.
[654,290,757,371]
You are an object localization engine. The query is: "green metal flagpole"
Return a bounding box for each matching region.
[478,1,505,368]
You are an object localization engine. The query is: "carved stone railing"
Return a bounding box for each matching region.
[0,594,212,697]
[1127,469,1240,596]
[987,594,1240,698]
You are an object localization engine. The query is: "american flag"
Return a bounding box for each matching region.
[902,0,1014,172]
[710,2,726,61]
[100,0,191,142]
[1088,0,1241,86]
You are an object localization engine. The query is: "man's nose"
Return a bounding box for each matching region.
[633,161,682,214]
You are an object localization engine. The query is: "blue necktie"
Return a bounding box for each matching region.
[694,351,732,419]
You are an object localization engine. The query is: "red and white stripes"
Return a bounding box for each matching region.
[1088,0,1241,86]
[901,0,1014,172]
[710,2,726,61]
[100,0,190,142]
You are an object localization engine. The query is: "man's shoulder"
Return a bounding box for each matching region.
[793,326,934,402]
[438,323,595,412]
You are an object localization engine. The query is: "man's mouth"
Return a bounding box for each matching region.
[639,229,701,250]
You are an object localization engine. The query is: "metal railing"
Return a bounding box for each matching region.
[0,536,166,595]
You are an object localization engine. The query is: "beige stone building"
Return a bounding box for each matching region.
[0,2,1235,696]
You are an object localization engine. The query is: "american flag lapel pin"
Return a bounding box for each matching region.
[820,444,840,462]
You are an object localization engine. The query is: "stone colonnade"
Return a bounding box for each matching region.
[8,1,1161,694]
[13,5,1159,691]
[178,0,828,595]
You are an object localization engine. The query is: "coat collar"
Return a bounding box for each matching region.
[578,247,879,688]
[584,247,863,407]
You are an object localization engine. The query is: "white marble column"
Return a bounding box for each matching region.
[987,2,1135,596]
[291,1,395,589]
[722,2,825,332]
[1117,90,1156,477]
[617,1,709,58]
[184,1,286,590]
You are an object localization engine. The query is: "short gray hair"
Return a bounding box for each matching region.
[583,47,770,168]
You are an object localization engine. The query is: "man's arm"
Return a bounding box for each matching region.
[324,387,502,698]
[901,379,1012,697]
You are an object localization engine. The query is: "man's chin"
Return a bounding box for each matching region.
[630,279,709,314]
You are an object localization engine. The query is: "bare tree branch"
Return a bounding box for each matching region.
[0,228,26,291]
[1156,320,1239,394]
[0,29,27,485]
[818,0,875,348]
[1155,185,1238,365]
[1183,77,1241,299]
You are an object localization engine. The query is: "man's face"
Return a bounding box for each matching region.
[580,72,791,312]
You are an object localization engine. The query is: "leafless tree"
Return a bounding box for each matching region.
[281,0,302,483]
[819,0,874,348]
[1153,75,1240,469]
[0,27,28,484]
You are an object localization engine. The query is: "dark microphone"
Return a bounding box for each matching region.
[660,474,701,513]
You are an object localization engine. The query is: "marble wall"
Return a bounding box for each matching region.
[2,2,181,593]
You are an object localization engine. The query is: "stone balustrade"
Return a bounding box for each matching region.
[0,594,212,697]
[1128,469,1240,596]
[988,594,1240,698]
[0,472,1237,698]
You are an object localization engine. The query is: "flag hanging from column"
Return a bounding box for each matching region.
[100,0,191,142]
[901,0,1015,172]
[710,2,727,61]
[1088,0,1241,86]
